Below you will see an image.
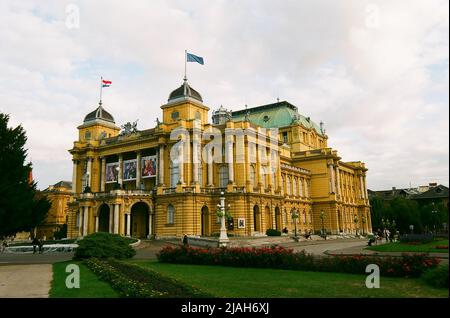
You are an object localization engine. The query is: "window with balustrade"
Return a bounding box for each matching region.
[219,165,229,188]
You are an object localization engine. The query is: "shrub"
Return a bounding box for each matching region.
[266,229,281,236]
[74,232,136,260]
[157,245,440,278]
[53,224,67,240]
[84,258,211,297]
[421,266,449,289]
[400,234,434,244]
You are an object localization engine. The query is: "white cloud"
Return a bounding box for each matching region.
[0,0,448,190]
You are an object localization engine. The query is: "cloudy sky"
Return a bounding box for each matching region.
[0,0,448,190]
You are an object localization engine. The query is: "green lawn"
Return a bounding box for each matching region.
[131,261,448,298]
[50,261,119,298]
[366,239,449,253]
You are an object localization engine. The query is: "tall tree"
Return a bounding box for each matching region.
[0,113,50,238]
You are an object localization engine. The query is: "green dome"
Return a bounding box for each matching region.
[231,101,324,135]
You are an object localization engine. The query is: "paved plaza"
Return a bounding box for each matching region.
[0,264,53,298]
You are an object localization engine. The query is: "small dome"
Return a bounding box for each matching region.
[168,79,203,103]
[83,103,115,123]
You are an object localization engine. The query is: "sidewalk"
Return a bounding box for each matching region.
[0,264,53,298]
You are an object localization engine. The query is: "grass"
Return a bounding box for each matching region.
[366,239,449,253]
[130,260,448,298]
[50,261,119,298]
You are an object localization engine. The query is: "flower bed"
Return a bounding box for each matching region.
[157,245,441,278]
[84,258,211,298]
[434,245,448,250]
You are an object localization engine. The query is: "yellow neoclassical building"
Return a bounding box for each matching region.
[67,79,372,239]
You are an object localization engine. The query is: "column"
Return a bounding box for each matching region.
[126,213,131,237]
[336,166,341,197]
[109,206,113,233]
[113,204,119,234]
[100,157,106,192]
[304,178,309,197]
[193,138,199,184]
[179,142,184,184]
[77,208,82,237]
[359,175,364,199]
[207,149,214,186]
[148,212,152,238]
[118,154,123,186]
[83,206,89,236]
[364,176,368,200]
[86,157,93,188]
[72,160,78,193]
[136,151,141,189]
[159,145,165,185]
[95,215,99,232]
[329,164,335,194]
[227,135,234,183]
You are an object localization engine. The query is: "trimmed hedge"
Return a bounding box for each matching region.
[400,234,434,244]
[85,258,212,297]
[421,266,449,289]
[74,232,136,260]
[157,245,441,278]
[266,229,281,236]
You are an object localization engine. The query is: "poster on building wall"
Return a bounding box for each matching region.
[123,159,137,181]
[105,162,119,183]
[141,155,157,178]
[237,218,246,229]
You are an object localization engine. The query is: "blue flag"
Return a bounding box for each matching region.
[187,52,204,65]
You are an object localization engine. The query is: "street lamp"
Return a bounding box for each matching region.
[320,210,326,240]
[292,209,299,238]
[217,192,229,247]
[353,214,359,236]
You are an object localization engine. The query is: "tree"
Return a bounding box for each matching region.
[0,113,50,238]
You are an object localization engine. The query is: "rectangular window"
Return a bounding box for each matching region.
[282,132,288,144]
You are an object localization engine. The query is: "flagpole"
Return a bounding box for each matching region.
[99,76,103,105]
[184,50,187,81]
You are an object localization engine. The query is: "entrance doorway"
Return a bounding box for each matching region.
[130,202,150,238]
[275,207,281,231]
[253,205,261,232]
[201,206,210,236]
[98,204,110,232]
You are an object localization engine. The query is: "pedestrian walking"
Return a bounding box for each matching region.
[32,237,39,254]
[38,239,44,254]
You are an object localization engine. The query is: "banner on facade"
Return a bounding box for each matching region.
[123,159,137,181]
[141,155,157,178]
[105,162,119,183]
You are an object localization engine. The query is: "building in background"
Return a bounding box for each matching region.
[67,79,372,239]
[368,183,449,207]
[35,181,73,239]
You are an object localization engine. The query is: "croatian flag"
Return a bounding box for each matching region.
[186,52,204,65]
[102,79,112,87]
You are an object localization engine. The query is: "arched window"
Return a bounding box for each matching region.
[293,178,297,196]
[249,165,256,189]
[286,177,291,195]
[167,204,175,224]
[281,175,285,193]
[219,165,229,188]
[299,178,303,197]
[302,210,306,224]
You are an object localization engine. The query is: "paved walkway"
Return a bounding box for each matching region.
[0,252,73,265]
[0,264,53,298]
